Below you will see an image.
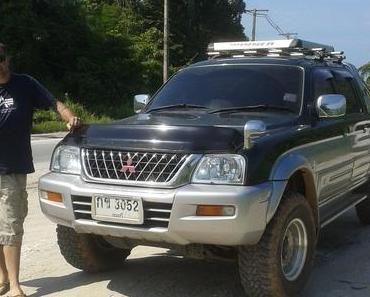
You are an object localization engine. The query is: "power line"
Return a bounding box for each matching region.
[246,9,298,40]
[264,15,284,35]
[263,14,298,39]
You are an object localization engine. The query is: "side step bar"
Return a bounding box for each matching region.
[320,194,367,228]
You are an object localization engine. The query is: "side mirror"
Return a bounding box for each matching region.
[244,120,266,149]
[316,94,346,118]
[134,94,150,113]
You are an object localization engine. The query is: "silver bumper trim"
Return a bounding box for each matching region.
[39,172,273,246]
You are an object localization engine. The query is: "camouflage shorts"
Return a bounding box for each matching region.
[0,174,28,246]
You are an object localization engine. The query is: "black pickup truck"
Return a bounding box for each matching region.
[39,39,370,297]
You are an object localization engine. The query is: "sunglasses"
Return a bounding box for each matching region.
[0,54,6,63]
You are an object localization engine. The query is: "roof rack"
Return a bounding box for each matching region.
[207,39,345,63]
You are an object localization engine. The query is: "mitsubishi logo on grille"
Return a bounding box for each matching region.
[120,158,135,173]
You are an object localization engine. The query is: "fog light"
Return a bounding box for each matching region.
[196,205,235,216]
[40,190,63,203]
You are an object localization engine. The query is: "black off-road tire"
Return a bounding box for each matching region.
[57,225,131,272]
[356,197,370,225]
[238,192,317,297]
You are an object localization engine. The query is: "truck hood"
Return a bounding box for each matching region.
[65,111,297,153]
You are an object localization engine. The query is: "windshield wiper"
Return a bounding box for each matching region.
[208,104,294,114]
[146,103,209,113]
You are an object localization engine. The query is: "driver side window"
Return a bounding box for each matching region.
[314,69,336,99]
[332,70,361,114]
[313,68,363,115]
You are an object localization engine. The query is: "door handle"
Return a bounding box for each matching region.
[345,126,367,136]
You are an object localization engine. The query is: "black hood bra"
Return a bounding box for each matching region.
[64,111,296,154]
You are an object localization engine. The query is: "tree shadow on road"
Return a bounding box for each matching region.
[302,210,370,297]
[22,255,244,297]
[22,271,112,297]
[106,256,244,297]
[22,211,370,297]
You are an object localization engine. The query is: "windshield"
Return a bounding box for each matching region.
[146,65,304,114]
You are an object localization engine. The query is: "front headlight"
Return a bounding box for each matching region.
[192,154,246,185]
[51,145,81,175]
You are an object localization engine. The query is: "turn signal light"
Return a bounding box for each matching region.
[46,191,63,203]
[196,205,235,216]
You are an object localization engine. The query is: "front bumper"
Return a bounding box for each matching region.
[39,172,273,246]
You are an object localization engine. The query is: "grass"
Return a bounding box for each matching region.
[32,99,113,134]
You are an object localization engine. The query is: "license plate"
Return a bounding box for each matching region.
[92,195,144,225]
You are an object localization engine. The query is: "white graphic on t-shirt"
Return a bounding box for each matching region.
[0,96,14,109]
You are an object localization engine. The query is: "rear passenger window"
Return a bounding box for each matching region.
[333,70,361,114]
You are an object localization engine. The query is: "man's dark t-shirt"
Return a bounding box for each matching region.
[0,73,56,174]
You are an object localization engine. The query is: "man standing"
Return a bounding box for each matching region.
[0,43,80,297]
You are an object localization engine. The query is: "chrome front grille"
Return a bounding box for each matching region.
[71,195,172,228]
[82,148,189,184]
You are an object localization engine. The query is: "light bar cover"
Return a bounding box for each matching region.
[209,39,334,52]
[212,40,295,51]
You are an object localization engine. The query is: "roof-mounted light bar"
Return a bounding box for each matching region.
[207,39,344,62]
[208,39,335,53]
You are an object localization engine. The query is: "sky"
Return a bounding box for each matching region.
[242,0,370,67]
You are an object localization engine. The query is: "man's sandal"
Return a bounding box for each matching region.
[0,282,9,295]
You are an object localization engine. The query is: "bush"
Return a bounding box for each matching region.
[32,98,113,133]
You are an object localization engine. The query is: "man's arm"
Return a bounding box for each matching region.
[56,101,81,131]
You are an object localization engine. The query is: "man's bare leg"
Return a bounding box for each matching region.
[3,245,23,296]
[0,245,9,284]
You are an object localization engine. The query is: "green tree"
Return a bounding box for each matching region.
[0,0,141,117]
[139,0,247,66]
[360,62,370,86]
[83,0,163,95]
[0,0,248,118]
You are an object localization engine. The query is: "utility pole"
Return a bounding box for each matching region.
[246,9,269,41]
[163,0,169,83]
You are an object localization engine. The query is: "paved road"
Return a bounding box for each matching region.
[22,137,370,297]
[31,133,66,165]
